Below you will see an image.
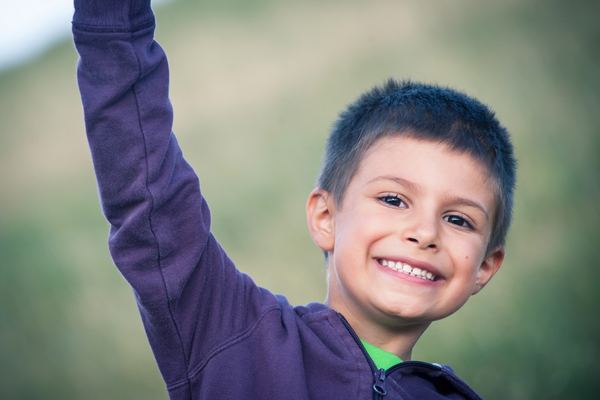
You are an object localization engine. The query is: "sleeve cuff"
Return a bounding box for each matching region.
[72,0,154,31]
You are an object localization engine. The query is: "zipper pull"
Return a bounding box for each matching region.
[373,368,387,396]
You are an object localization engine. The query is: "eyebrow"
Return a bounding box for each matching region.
[366,175,421,191]
[444,196,490,221]
[366,175,490,221]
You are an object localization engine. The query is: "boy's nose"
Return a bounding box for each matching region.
[402,215,439,250]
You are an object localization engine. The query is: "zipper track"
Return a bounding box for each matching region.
[337,313,378,374]
[337,313,444,399]
[385,360,443,375]
[337,314,384,399]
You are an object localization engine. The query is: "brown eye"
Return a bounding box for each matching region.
[444,215,473,229]
[379,195,407,208]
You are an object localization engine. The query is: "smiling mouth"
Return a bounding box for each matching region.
[377,259,437,281]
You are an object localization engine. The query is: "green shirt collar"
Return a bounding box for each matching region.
[360,340,403,370]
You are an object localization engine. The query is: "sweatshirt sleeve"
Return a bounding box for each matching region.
[72,1,279,397]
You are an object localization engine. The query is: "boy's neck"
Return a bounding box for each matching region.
[351,317,429,362]
[327,298,430,362]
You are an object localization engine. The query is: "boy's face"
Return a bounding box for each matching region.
[307,136,504,330]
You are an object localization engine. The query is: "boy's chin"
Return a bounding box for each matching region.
[378,309,437,327]
[369,299,454,328]
[368,283,471,326]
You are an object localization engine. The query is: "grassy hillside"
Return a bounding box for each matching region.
[1,0,598,398]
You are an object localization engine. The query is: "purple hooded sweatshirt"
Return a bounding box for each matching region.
[72,1,484,399]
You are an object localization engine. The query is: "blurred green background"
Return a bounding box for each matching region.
[1,0,598,398]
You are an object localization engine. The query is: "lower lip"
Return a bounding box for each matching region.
[374,259,443,286]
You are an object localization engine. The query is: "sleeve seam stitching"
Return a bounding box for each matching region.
[72,18,155,34]
[132,56,193,395]
[166,305,281,389]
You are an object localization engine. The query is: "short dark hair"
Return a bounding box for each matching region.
[317,79,516,253]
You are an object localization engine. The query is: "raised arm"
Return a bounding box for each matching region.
[72,1,277,397]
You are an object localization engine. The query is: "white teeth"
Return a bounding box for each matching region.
[379,259,436,281]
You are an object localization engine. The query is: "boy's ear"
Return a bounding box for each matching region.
[472,246,505,295]
[306,188,335,252]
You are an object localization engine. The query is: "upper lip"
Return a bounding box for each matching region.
[376,256,444,279]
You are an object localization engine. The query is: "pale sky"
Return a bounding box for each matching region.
[0,0,171,72]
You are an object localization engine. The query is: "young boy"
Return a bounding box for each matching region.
[72,0,515,399]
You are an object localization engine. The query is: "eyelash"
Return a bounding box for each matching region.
[378,194,476,231]
[378,194,407,208]
[443,215,474,230]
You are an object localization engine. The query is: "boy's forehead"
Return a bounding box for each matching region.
[360,136,480,171]
[353,136,498,204]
